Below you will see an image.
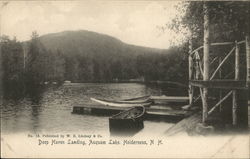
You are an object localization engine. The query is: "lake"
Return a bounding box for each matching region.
[1,83,186,136]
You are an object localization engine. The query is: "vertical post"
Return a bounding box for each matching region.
[232,41,239,126]
[195,53,201,79]
[0,10,1,99]
[246,1,250,87]
[202,2,210,124]
[246,36,250,87]
[188,39,193,106]
[246,36,250,128]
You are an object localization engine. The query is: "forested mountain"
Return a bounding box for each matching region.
[35,30,188,82]
[1,30,188,98]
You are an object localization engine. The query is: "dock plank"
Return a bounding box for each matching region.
[150,96,189,102]
[146,109,191,116]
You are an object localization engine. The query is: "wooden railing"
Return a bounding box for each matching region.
[189,38,249,126]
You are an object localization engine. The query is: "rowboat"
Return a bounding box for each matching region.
[109,106,145,135]
[90,97,152,107]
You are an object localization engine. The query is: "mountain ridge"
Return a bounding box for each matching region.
[17,29,187,83]
[37,30,167,56]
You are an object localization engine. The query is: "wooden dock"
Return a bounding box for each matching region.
[72,104,194,121]
[150,96,189,103]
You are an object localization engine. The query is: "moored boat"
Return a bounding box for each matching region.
[109,106,145,135]
[90,97,152,107]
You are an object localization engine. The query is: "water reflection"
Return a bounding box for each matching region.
[1,83,182,134]
[145,82,188,96]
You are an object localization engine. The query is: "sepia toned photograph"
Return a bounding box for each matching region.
[0,0,249,158]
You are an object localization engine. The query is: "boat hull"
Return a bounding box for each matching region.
[91,97,152,107]
[109,119,144,136]
[109,106,145,136]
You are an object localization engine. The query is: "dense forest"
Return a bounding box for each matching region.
[1,1,249,99]
[171,1,249,46]
[1,30,188,99]
[1,32,66,98]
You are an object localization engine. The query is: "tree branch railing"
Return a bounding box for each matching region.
[209,47,236,80]
[224,71,235,79]
[193,95,201,103]
[210,57,218,65]
[189,40,245,55]
[195,51,204,79]
[208,90,233,115]
[237,40,246,45]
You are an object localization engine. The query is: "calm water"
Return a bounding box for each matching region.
[1,83,184,135]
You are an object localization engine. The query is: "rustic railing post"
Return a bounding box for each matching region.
[202,2,210,124]
[188,39,193,106]
[195,53,201,79]
[246,36,250,87]
[232,41,239,126]
[246,1,250,87]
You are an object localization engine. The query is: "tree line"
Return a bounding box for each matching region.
[1,32,65,99]
[1,32,188,99]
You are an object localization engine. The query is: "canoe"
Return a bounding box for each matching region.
[90,97,152,107]
[109,106,145,135]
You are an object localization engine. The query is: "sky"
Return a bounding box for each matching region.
[0,1,186,49]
